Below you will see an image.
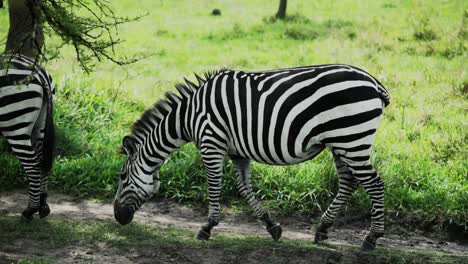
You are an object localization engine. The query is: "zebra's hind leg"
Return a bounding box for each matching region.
[39,168,51,219]
[17,149,42,222]
[22,157,43,222]
[231,157,282,241]
[334,150,385,251]
[23,192,50,220]
[33,134,50,218]
[315,153,359,243]
[39,191,50,218]
[5,131,41,222]
[354,164,385,251]
[33,133,51,219]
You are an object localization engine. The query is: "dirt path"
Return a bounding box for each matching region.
[0,192,467,263]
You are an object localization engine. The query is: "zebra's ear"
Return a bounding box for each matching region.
[121,136,137,156]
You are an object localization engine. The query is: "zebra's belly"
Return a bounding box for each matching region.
[228,143,325,166]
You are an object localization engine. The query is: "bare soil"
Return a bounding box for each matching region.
[0,192,467,263]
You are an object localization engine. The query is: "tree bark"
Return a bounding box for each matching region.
[275,0,287,19]
[5,0,44,58]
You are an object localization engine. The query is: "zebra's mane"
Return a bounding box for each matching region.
[124,68,230,147]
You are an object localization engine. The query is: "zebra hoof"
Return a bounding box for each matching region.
[21,214,33,223]
[360,231,383,251]
[196,229,211,240]
[267,224,282,241]
[314,231,329,243]
[314,222,332,243]
[21,207,38,223]
[39,193,50,219]
[361,240,376,251]
[39,203,50,219]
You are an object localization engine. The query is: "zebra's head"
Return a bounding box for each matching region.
[114,136,161,225]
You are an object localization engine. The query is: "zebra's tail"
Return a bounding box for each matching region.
[41,88,55,175]
[375,79,390,108]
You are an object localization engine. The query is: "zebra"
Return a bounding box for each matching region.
[113,64,390,251]
[0,53,55,222]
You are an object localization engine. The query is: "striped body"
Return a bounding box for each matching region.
[115,64,389,248]
[185,65,387,165]
[0,54,55,215]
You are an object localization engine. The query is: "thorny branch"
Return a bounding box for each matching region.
[41,0,146,72]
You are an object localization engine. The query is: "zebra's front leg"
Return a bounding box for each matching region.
[196,152,225,240]
[34,113,52,219]
[232,157,282,241]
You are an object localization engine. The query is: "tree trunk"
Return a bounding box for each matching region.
[0,0,4,9]
[5,0,44,58]
[275,0,287,19]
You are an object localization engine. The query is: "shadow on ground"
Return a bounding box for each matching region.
[0,192,467,264]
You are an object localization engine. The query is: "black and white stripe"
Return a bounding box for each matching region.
[0,53,55,220]
[115,64,390,248]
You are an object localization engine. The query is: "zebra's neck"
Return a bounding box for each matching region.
[129,69,229,172]
[136,99,189,173]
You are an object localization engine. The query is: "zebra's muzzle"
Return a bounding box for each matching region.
[114,200,134,225]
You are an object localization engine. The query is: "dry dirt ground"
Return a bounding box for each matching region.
[0,192,467,263]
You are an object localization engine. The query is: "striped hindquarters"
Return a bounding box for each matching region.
[0,54,55,174]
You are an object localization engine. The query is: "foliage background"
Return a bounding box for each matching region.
[0,0,466,225]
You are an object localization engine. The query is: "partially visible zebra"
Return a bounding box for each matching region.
[113,64,390,251]
[0,53,55,221]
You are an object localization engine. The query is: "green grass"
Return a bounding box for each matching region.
[0,0,467,227]
[0,215,466,264]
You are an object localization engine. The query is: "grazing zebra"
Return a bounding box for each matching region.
[0,53,55,221]
[114,64,390,251]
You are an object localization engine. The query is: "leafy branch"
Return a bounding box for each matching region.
[40,0,146,72]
